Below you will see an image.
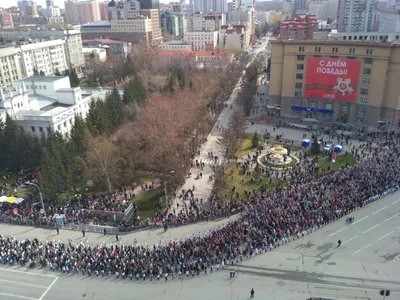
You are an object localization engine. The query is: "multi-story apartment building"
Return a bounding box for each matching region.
[158,40,192,51]
[0,47,23,87]
[187,12,226,32]
[308,0,338,22]
[83,47,107,64]
[375,8,400,33]
[0,8,14,28]
[64,0,101,25]
[218,24,250,51]
[268,39,400,126]
[19,39,68,77]
[183,31,218,50]
[0,28,85,74]
[280,14,318,40]
[337,0,375,32]
[191,0,227,13]
[0,76,100,138]
[161,12,180,37]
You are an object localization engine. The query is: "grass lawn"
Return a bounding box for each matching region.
[220,163,279,200]
[236,135,263,157]
[132,187,165,220]
[317,154,356,172]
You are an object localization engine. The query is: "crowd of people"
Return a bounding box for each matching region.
[1,131,400,279]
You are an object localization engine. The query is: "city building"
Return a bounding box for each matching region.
[0,8,14,29]
[255,11,268,25]
[268,39,400,126]
[314,29,400,43]
[375,8,400,33]
[19,39,68,77]
[218,24,250,51]
[191,0,228,13]
[294,0,308,12]
[82,38,129,57]
[186,12,226,32]
[0,28,85,74]
[308,0,338,22]
[282,0,294,20]
[12,15,64,27]
[83,47,107,64]
[0,76,96,138]
[64,0,101,25]
[161,12,180,37]
[158,40,192,50]
[99,1,109,20]
[0,47,23,87]
[231,8,255,42]
[139,0,160,10]
[280,15,318,40]
[183,30,218,50]
[337,0,375,33]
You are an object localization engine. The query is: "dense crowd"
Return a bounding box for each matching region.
[1,132,399,279]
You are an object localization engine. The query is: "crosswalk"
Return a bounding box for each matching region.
[200,158,225,166]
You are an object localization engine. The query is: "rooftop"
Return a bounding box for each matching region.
[16,75,67,83]
[82,21,111,27]
[83,38,125,45]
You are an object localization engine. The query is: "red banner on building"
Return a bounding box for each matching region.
[304,58,361,102]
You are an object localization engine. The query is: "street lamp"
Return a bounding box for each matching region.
[26,182,47,219]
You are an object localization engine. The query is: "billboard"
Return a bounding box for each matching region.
[304,58,361,102]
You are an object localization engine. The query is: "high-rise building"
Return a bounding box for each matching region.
[375,7,400,32]
[99,1,109,20]
[161,12,180,36]
[308,0,338,22]
[294,0,308,12]
[337,0,375,32]
[139,0,160,10]
[64,0,101,25]
[280,14,318,40]
[0,8,14,28]
[46,0,54,8]
[192,0,228,13]
[186,12,226,32]
[282,0,294,20]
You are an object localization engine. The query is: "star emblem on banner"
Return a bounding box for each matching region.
[333,77,354,96]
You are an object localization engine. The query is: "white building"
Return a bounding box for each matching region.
[375,8,400,33]
[282,0,294,20]
[83,47,107,64]
[337,0,375,32]
[183,31,218,50]
[308,0,338,22]
[0,76,97,138]
[0,47,24,87]
[314,29,400,42]
[158,40,192,51]
[187,12,226,32]
[19,40,68,77]
[0,28,85,73]
[191,0,228,13]
[218,24,250,51]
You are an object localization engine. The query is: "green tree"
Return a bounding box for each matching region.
[33,68,39,75]
[39,70,45,76]
[175,68,186,90]
[252,163,262,180]
[133,76,146,103]
[105,87,124,130]
[54,68,62,76]
[122,79,136,105]
[252,131,259,148]
[68,115,87,156]
[310,135,320,155]
[63,69,80,87]
[86,98,110,135]
[122,54,135,77]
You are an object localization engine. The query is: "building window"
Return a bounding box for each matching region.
[363,68,371,75]
[297,55,305,60]
[366,48,373,55]
[360,88,368,95]
[360,97,367,105]
[31,127,35,132]
[315,46,321,53]
[57,125,61,131]
[296,73,303,80]
[39,127,43,132]
[296,64,304,70]
[43,85,47,90]
[364,58,373,64]
[362,78,370,85]
[332,47,338,53]
[298,47,305,52]
[349,48,355,54]
[64,121,67,127]
[294,91,302,97]
[295,82,303,89]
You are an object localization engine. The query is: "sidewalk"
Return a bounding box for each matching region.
[1,214,239,246]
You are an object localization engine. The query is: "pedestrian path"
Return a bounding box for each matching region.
[200,158,224,166]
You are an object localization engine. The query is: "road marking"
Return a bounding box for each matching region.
[363,224,380,234]
[392,200,400,204]
[38,277,58,300]
[329,227,348,237]
[0,293,37,300]
[384,213,399,223]
[342,236,358,245]
[0,268,56,278]
[0,279,48,289]
[352,216,368,225]
[353,243,372,255]
[373,206,388,214]
[377,231,394,242]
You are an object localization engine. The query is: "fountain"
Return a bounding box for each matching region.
[258,144,299,168]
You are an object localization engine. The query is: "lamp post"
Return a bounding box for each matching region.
[27,183,47,219]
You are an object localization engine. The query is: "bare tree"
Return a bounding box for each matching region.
[229,109,247,140]
[78,131,124,193]
[216,128,236,159]
[211,163,225,196]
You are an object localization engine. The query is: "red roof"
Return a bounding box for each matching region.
[82,38,125,45]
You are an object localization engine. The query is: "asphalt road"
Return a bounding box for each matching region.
[1,191,399,300]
